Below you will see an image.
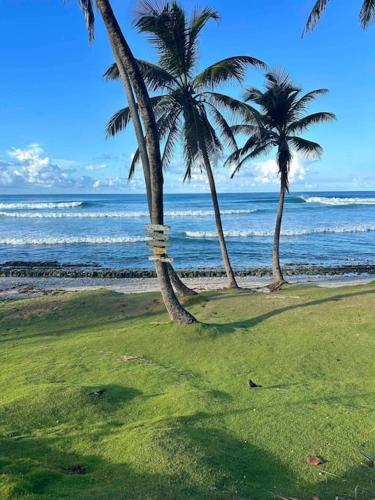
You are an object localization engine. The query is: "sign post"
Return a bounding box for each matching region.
[145,224,173,264]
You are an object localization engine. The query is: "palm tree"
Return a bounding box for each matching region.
[229,71,335,287]
[75,0,196,323]
[105,0,265,289]
[305,0,375,33]
[104,70,196,298]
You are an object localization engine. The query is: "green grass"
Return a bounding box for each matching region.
[0,283,374,499]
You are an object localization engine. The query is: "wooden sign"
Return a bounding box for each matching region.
[152,247,168,255]
[149,233,170,241]
[149,256,173,263]
[145,224,171,232]
[146,240,171,249]
[145,223,173,264]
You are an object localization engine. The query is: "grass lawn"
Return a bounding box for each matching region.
[0,283,374,499]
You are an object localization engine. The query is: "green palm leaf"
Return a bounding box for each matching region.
[195,56,265,88]
[360,0,375,27]
[288,112,336,133]
[288,136,323,158]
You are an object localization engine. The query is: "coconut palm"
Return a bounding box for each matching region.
[105,0,265,288]
[229,71,335,287]
[305,0,375,33]
[75,0,196,323]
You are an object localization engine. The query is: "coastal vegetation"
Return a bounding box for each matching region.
[105,1,265,289]
[77,0,196,324]
[1,283,374,498]
[229,72,335,287]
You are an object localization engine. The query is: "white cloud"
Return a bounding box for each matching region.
[251,153,308,186]
[93,177,128,189]
[0,144,127,192]
[1,144,92,189]
[85,163,109,172]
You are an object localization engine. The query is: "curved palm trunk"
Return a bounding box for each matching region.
[122,77,196,297]
[202,152,238,288]
[96,0,196,323]
[272,186,286,284]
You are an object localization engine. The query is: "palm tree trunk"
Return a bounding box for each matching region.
[96,0,196,323]
[272,186,286,284]
[122,77,196,297]
[202,151,238,288]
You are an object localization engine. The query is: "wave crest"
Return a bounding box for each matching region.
[302,196,375,206]
[0,208,257,219]
[0,201,84,210]
[0,236,149,246]
[185,224,375,239]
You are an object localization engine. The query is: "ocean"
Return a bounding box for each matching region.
[0,191,374,270]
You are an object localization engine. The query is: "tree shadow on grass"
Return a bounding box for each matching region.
[204,288,375,335]
[0,427,301,499]
[0,291,167,344]
[1,420,373,499]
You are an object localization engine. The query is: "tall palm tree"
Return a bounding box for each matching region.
[305,0,375,33]
[105,0,265,289]
[75,0,196,323]
[104,70,196,298]
[229,71,335,287]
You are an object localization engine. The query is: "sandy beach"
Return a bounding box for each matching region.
[1,274,373,301]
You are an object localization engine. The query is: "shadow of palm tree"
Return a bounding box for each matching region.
[205,288,375,334]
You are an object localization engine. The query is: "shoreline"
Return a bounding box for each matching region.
[1,274,374,301]
[1,261,375,279]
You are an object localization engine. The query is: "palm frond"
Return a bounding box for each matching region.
[231,124,259,135]
[106,107,131,138]
[135,1,190,77]
[187,7,219,68]
[194,56,265,88]
[137,60,177,91]
[161,113,180,167]
[206,104,238,151]
[291,89,329,114]
[288,136,323,159]
[78,0,95,42]
[304,0,330,34]
[360,0,375,27]
[288,112,336,133]
[203,92,258,121]
[230,142,272,178]
[103,63,119,80]
[128,148,141,180]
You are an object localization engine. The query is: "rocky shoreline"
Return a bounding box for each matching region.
[1,261,374,279]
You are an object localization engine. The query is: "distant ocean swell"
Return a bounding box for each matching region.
[301,196,375,206]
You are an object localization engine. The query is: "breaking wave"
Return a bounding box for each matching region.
[0,201,85,210]
[302,196,375,206]
[0,209,257,219]
[185,224,375,239]
[0,236,149,246]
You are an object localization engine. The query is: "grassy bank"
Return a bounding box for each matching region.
[0,283,374,499]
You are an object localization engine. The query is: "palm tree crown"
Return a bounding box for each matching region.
[105,1,265,180]
[305,0,375,33]
[230,71,336,191]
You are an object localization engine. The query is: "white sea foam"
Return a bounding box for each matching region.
[0,236,149,246]
[0,201,84,209]
[0,209,256,219]
[185,224,375,239]
[302,196,375,206]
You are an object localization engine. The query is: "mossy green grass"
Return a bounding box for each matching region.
[0,282,374,498]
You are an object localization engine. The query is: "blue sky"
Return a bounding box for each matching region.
[0,0,374,194]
